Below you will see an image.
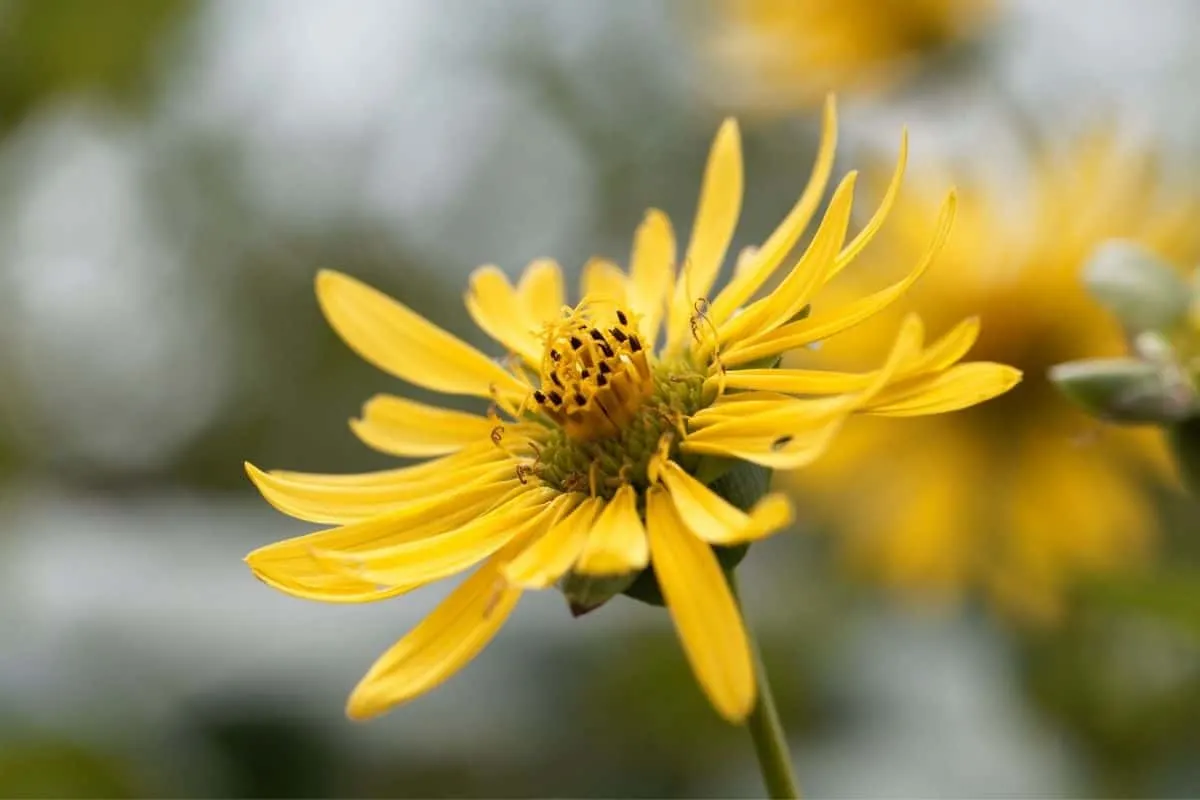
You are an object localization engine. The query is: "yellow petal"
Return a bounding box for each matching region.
[346,547,523,719]
[269,441,508,487]
[826,129,908,280]
[316,490,558,588]
[716,312,926,396]
[349,394,500,457]
[666,118,744,354]
[656,459,794,545]
[581,257,629,307]
[502,496,599,589]
[627,209,677,348]
[573,485,649,575]
[646,487,755,722]
[709,96,838,328]
[246,460,518,525]
[316,270,527,399]
[714,366,878,394]
[722,192,956,366]
[517,258,565,325]
[244,498,499,603]
[682,415,847,470]
[866,363,1023,416]
[688,394,854,437]
[716,171,856,349]
[464,265,543,365]
[904,315,980,376]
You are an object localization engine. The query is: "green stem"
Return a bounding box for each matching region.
[732,576,801,799]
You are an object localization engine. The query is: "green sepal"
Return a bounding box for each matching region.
[620,459,773,608]
[560,569,639,617]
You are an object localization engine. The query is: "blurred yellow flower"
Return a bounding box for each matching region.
[792,133,1200,623]
[704,0,996,112]
[243,99,1019,723]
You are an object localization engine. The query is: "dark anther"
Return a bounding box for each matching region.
[609,327,627,342]
[533,390,547,404]
[569,336,583,350]
[548,390,563,405]
[599,342,614,358]
[549,348,560,361]
[616,309,628,325]
[771,435,793,451]
[628,335,643,352]
[596,373,609,387]
[551,372,563,388]
[580,369,590,379]
[589,329,605,341]
[598,361,612,374]
[574,391,587,406]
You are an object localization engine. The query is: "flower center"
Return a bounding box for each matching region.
[536,360,707,499]
[531,306,655,442]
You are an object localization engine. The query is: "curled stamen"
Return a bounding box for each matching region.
[490,425,505,446]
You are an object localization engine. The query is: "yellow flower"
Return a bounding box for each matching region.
[703,0,996,112]
[243,98,1020,723]
[790,133,1200,623]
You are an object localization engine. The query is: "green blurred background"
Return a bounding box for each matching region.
[1,0,1199,797]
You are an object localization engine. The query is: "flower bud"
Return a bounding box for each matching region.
[1083,241,1190,332]
[1048,357,1195,424]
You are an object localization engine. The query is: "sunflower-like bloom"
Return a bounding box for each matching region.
[244,99,1020,722]
[790,133,1200,623]
[704,0,995,112]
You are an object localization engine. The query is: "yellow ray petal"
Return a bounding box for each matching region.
[517,258,565,326]
[693,315,922,465]
[826,129,908,280]
[316,270,527,399]
[682,415,847,470]
[349,394,501,457]
[866,363,1023,416]
[244,499,499,603]
[246,460,518,525]
[581,257,629,307]
[688,394,854,437]
[709,96,838,328]
[316,490,558,588]
[714,366,878,394]
[716,171,856,350]
[666,118,744,354]
[716,312,927,396]
[905,315,980,376]
[645,487,755,722]
[689,391,825,428]
[502,496,598,589]
[655,458,794,545]
[346,546,523,719]
[464,265,543,365]
[268,441,509,487]
[627,209,677,348]
[722,192,956,366]
[573,484,649,575]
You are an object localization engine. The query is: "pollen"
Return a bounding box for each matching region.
[532,305,654,441]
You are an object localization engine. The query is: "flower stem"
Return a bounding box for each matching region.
[732,575,801,799]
